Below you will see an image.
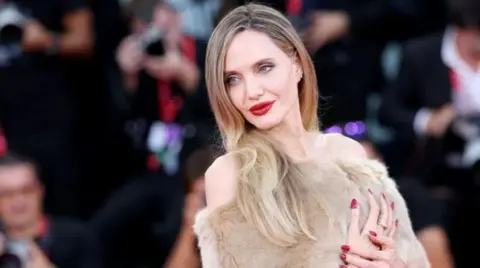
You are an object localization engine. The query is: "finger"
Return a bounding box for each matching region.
[385,200,395,235]
[387,219,398,238]
[369,234,395,249]
[362,189,379,235]
[124,38,141,53]
[341,243,390,262]
[348,198,360,241]
[29,242,41,255]
[377,193,389,234]
[28,242,45,260]
[341,253,378,268]
[131,51,145,65]
[144,60,162,71]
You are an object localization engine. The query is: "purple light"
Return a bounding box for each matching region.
[165,124,183,143]
[356,121,366,134]
[325,125,342,134]
[344,122,358,136]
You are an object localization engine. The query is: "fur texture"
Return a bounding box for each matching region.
[194,158,430,268]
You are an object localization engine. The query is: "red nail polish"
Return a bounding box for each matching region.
[369,231,377,236]
[391,202,395,210]
[350,199,358,209]
[340,253,347,260]
[341,245,350,252]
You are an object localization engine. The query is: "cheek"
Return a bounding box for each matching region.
[269,70,298,104]
[228,88,245,111]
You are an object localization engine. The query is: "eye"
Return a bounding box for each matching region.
[258,64,274,73]
[225,76,240,86]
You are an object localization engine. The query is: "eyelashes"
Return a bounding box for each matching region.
[224,63,275,86]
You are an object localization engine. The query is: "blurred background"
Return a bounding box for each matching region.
[0,0,477,267]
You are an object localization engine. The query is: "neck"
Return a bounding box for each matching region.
[455,28,480,70]
[268,109,311,160]
[6,216,41,240]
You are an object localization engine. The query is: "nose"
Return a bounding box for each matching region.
[244,77,264,100]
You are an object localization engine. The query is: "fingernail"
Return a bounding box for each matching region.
[369,231,377,236]
[391,202,395,210]
[340,245,350,252]
[340,253,347,260]
[368,188,373,194]
[382,192,386,199]
[350,198,358,209]
[395,219,399,227]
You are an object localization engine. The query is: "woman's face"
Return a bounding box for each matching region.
[224,30,301,130]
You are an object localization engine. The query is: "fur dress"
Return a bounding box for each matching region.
[194,158,430,268]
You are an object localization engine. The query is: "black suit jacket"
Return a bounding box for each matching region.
[380,33,451,137]
[379,33,453,179]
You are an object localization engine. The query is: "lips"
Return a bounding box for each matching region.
[249,101,275,116]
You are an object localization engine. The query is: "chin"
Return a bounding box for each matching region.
[246,115,283,130]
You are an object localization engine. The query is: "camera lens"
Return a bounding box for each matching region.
[0,253,22,268]
[0,25,23,45]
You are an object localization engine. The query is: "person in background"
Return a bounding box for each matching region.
[164,146,215,268]
[379,0,480,265]
[127,0,220,41]
[0,0,94,217]
[0,153,102,268]
[90,146,215,268]
[117,0,213,176]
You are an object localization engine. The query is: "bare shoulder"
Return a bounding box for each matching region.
[204,153,238,211]
[322,133,368,159]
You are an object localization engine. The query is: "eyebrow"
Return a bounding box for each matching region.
[224,58,275,77]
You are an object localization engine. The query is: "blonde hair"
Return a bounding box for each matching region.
[206,3,324,246]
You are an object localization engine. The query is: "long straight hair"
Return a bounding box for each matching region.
[206,3,326,246]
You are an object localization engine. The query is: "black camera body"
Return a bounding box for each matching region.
[0,3,27,46]
[137,26,166,56]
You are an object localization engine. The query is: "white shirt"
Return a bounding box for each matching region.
[413,27,480,135]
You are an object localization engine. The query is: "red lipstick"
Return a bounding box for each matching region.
[249,101,275,116]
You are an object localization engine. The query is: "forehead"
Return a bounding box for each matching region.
[225,30,289,72]
[0,165,36,187]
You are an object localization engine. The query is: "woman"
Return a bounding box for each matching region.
[194,3,429,268]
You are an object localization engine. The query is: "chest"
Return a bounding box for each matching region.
[220,175,390,268]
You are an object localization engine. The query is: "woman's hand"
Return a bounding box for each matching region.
[340,190,406,268]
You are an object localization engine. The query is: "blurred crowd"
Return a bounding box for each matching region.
[0,0,477,267]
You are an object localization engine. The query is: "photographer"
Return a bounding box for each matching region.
[117,0,213,175]
[0,0,94,217]
[0,153,102,268]
[379,0,480,265]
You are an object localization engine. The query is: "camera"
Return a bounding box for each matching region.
[137,25,166,56]
[128,0,167,56]
[0,3,27,46]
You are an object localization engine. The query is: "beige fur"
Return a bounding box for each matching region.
[194,158,430,268]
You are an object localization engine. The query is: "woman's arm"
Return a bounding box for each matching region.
[194,154,239,268]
